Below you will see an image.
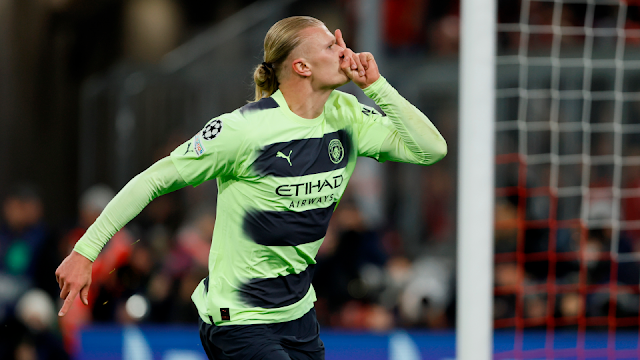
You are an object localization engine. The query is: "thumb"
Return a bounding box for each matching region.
[80,285,89,306]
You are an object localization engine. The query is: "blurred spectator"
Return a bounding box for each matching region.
[383,0,429,50]
[397,256,453,328]
[558,292,581,319]
[314,201,391,329]
[0,289,69,360]
[494,197,518,254]
[494,262,517,320]
[381,0,460,56]
[0,185,58,308]
[158,205,213,323]
[427,13,459,56]
[524,294,546,322]
[171,205,216,271]
[136,185,185,267]
[421,166,455,244]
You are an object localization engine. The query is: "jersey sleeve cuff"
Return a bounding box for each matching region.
[73,240,99,262]
[362,76,389,99]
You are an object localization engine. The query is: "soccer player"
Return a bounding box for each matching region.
[55,16,447,359]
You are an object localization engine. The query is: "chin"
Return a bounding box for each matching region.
[331,74,350,89]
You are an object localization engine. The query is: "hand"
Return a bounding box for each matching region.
[336,29,380,89]
[55,250,93,316]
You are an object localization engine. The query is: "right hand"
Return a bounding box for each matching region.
[55,250,93,316]
[335,29,380,89]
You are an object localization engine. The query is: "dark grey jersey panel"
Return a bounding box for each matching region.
[240,97,279,115]
[253,130,351,177]
[243,205,334,246]
[239,264,316,308]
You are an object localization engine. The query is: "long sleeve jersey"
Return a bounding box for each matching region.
[74,76,447,326]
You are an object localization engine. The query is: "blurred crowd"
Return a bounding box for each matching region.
[0,154,458,360]
[3,0,640,359]
[493,1,640,327]
[0,0,464,359]
[497,1,640,52]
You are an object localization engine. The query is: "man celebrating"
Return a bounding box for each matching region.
[56,16,447,360]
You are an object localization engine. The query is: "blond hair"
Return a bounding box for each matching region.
[253,16,324,101]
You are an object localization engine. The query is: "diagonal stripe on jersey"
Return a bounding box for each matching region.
[239,264,315,308]
[254,130,352,177]
[239,97,279,115]
[243,205,334,246]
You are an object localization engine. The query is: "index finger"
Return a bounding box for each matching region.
[59,288,79,316]
[335,29,347,49]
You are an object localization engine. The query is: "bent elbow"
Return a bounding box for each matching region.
[435,139,448,161]
[422,138,447,165]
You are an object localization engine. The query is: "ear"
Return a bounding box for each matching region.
[292,58,312,77]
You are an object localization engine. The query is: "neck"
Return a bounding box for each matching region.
[279,80,332,119]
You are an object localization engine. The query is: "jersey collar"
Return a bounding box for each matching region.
[270,90,325,127]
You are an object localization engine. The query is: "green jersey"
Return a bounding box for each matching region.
[171,85,396,326]
[74,76,446,327]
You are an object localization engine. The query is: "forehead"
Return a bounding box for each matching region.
[299,25,334,47]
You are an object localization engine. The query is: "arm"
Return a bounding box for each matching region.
[335,29,446,165]
[363,76,447,165]
[56,157,187,315]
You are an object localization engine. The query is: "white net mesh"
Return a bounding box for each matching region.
[494,0,640,357]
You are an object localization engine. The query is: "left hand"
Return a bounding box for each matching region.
[55,250,93,316]
[335,29,380,89]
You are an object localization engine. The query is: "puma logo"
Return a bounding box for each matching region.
[276,150,293,166]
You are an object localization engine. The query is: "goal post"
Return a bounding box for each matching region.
[457,0,496,360]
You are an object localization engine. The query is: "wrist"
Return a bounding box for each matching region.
[72,246,96,263]
[362,75,387,96]
[359,74,382,90]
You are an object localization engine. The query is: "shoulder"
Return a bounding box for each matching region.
[326,90,382,120]
[199,111,239,136]
[238,97,280,116]
[199,97,281,145]
[325,90,362,126]
[229,97,283,134]
[194,109,254,152]
[326,89,360,110]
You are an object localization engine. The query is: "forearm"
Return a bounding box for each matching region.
[74,157,187,261]
[363,76,447,165]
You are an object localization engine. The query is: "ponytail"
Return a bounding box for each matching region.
[253,62,279,102]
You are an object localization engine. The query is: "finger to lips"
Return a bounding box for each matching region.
[335,29,346,49]
[335,30,362,76]
[359,53,370,70]
[340,55,350,70]
[343,48,356,70]
[351,53,365,77]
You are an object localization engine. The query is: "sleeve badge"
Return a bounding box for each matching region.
[194,134,206,157]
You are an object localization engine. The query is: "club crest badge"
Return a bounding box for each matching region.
[328,139,344,164]
[194,134,205,157]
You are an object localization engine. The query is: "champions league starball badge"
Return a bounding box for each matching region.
[202,119,223,140]
[328,139,344,164]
